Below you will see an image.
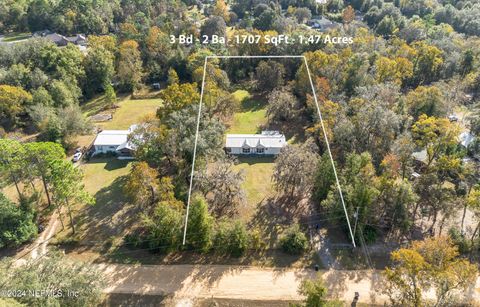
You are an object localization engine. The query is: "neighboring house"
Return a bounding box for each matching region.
[459,131,475,148]
[33,29,53,37]
[37,31,87,47]
[225,131,286,155]
[412,130,477,167]
[412,149,428,165]
[66,34,87,46]
[45,33,70,46]
[92,125,139,158]
[307,17,340,31]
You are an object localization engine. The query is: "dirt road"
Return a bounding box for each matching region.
[98,264,387,305]
[97,264,480,305]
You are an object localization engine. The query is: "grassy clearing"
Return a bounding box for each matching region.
[54,158,136,248]
[102,97,162,130]
[2,32,31,42]
[81,94,109,117]
[228,90,268,134]
[82,95,162,130]
[233,156,275,221]
[80,158,132,195]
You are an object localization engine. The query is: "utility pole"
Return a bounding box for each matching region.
[353,207,359,239]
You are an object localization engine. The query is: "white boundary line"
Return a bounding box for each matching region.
[182,55,356,248]
[302,56,356,248]
[182,57,208,245]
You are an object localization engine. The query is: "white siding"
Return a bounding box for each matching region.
[268,147,281,155]
[94,145,118,154]
[227,146,282,155]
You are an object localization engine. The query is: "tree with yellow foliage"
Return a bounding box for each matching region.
[124,161,160,207]
[384,236,477,306]
[0,85,32,125]
[411,41,443,85]
[213,0,230,23]
[375,56,413,85]
[117,40,143,91]
[411,114,460,168]
[406,85,445,118]
[157,82,200,119]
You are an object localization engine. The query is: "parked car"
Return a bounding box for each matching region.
[72,152,82,162]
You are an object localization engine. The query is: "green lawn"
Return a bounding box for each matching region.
[227,90,268,134]
[54,158,135,247]
[82,95,162,130]
[233,156,275,220]
[103,97,162,129]
[2,32,31,42]
[81,94,109,117]
[80,158,132,195]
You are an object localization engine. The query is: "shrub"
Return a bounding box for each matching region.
[362,225,377,244]
[0,193,37,248]
[214,220,249,257]
[280,223,308,255]
[448,227,470,254]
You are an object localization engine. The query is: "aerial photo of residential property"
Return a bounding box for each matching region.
[1,0,480,306]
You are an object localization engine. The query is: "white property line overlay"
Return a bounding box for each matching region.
[182,55,357,248]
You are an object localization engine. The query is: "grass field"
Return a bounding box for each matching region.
[226,90,275,219]
[233,156,275,220]
[55,158,135,247]
[82,95,162,130]
[80,158,132,194]
[2,32,31,42]
[227,90,268,134]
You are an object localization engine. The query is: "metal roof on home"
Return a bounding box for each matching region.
[93,130,130,146]
[459,131,475,148]
[93,125,139,148]
[226,131,286,148]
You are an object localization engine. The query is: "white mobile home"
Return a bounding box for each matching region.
[92,125,139,157]
[225,131,286,155]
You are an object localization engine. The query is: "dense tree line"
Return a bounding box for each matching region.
[0,250,104,306]
[348,0,480,36]
[0,139,93,240]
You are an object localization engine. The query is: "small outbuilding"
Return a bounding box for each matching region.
[225,131,286,155]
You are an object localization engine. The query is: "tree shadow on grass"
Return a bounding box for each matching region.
[70,175,142,254]
[240,95,267,112]
[85,158,130,171]
[236,156,275,165]
[260,114,309,145]
[248,194,312,267]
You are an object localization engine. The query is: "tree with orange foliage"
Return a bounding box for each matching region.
[342,5,355,24]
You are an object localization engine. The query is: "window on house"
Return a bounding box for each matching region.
[242,148,250,154]
[256,148,265,154]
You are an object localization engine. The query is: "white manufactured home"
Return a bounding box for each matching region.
[92,124,139,157]
[225,131,286,155]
